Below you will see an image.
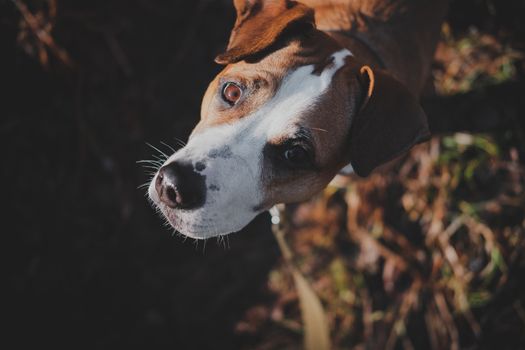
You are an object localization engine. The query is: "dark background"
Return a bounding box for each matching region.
[2,0,524,349]
[3,1,279,349]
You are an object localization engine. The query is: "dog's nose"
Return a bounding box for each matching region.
[155,161,206,210]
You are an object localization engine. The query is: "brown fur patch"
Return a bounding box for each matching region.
[215,0,315,64]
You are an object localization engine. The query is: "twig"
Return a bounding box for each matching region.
[11,0,73,67]
[385,281,421,350]
[434,292,459,350]
[425,308,440,350]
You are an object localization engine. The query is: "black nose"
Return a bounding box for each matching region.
[155,161,206,210]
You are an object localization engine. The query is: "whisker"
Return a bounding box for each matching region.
[146,142,169,158]
[173,137,187,147]
[140,165,161,170]
[202,238,208,254]
[160,141,177,153]
[152,154,167,162]
[137,159,163,166]
[137,182,151,189]
[217,235,224,249]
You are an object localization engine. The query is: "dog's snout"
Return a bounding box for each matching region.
[155,161,206,210]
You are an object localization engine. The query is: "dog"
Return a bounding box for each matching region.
[148,0,449,239]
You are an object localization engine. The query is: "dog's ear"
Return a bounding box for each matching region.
[215,0,315,65]
[348,66,430,177]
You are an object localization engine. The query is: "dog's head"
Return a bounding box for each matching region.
[148,0,430,239]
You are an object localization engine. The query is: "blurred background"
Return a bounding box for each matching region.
[2,0,524,349]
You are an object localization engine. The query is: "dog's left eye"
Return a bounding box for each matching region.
[283,145,311,166]
[222,82,242,105]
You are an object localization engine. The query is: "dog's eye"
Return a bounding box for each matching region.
[222,82,242,105]
[283,145,311,165]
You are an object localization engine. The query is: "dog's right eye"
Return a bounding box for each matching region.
[222,82,242,105]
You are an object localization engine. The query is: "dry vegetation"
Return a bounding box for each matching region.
[237,135,525,349]
[4,0,525,349]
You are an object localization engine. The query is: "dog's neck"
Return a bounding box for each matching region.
[302,0,448,96]
[325,31,385,68]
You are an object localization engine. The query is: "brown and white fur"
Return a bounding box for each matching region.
[148,0,449,239]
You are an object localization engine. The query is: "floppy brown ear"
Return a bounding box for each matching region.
[348,66,431,177]
[215,0,314,65]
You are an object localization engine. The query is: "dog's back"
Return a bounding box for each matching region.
[302,0,449,95]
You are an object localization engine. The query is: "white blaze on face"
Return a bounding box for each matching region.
[149,49,352,239]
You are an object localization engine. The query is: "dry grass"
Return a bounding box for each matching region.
[434,24,522,95]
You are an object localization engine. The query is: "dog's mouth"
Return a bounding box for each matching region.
[148,196,213,240]
[152,201,261,239]
[159,206,217,239]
